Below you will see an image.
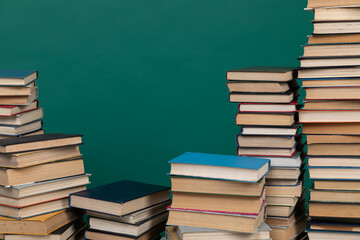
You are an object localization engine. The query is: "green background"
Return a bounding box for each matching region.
[0,0,312,187]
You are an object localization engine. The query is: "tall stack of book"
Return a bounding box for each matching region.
[298,1,360,239]
[0,70,44,139]
[226,67,307,240]
[166,152,271,240]
[0,133,90,240]
[70,180,170,240]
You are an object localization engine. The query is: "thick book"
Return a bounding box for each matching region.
[266,168,301,180]
[0,133,82,153]
[313,20,360,35]
[303,43,360,57]
[307,134,360,144]
[167,204,266,233]
[0,70,37,86]
[309,220,360,232]
[270,217,307,240]
[0,82,35,97]
[308,34,360,44]
[0,120,42,136]
[238,101,298,113]
[300,56,360,68]
[226,80,296,93]
[171,189,265,214]
[309,156,360,167]
[302,122,360,135]
[299,110,360,123]
[237,146,296,158]
[261,152,302,168]
[229,91,295,103]
[308,143,360,156]
[309,166,360,180]
[70,180,170,216]
[314,179,360,191]
[0,108,43,126]
[0,209,80,235]
[266,195,299,206]
[303,99,360,110]
[236,112,295,126]
[307,0,360,8]
[168,152,270,182]
[0,159,85,186]
[309,201,360,219]
[170,176,265,196]
[237,135,297,148]
[307,229,360,240]
[0,87,38,105]
[240,125,299,136]
[266,180,303,197]
[299,66,360,79]
[226,67,295,82]
[0,100,38,117]
[266,203,306,227]
[314,7,360,22]
[303,86,360,100]
[310,189,360,203]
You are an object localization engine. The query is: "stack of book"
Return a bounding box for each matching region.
[70,180,170,240]
[0,133,89,239]
[298,1,360,239]
[226,67,307,240]
[166,152,271,239]
[0,70,44,139]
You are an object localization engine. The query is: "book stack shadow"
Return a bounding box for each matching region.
[0,133,90,239]
[70,180,170,240]
[0,70,43,139]
[226,67,307,240]
[298,1,360,239]
[166,152,271,240]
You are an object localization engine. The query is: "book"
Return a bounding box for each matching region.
[89,212,168,236]
[0,82,35,97]
[0,159,85,186]
[0,209,80,235]
[226,81,295,93]
[237,146,296,157]
[313,21,360,34]
[0,174,90,198]
[236,112,295,126]
[299,66,360,79]
[261,152,302,168]
[0,120,42,136]
[170,176,265,196]
[0,198,69,219]
[309,166,360,179]
[0,101,38,117]
[300,56,360,68]
[309,156,360,167]
[314,7,360,21]
[303,100,360,110]
[0,70,37,86]
[237,135,297,148]
[70,180,170,216]
[299,110,360,123]
[269,217,307,240]
[311,189,360,203]
[309,220,360,232]
[307,229,360,240]
[167,204,266,233]
[226,67,295,81]
[0,129,44,139]
[168,152,270,182]
[0,108,43,126]
[302,122,360,135]
[303,86,360,100]
[171,190,265,214]
[266,204,306,227]
[240,125,299,136]
[267,168,301,180]
[0,133,82,153]
[0,87,38,105]
[0,145,82,168]
[267,203,300,218]
[4,219,85,240]
[266,178,300,185]
[301,77,360,88]
[308,34,360,44]
[309,202,360,218]
[229,91,295,103]
[86,200,170,224]
[307,0,360,8]
[314,180,360,191]
[266,181,303,197]
[238,101,297,112]
[303,43,360,57]
[266,195,299,206]
[308,143,360,155]
[307,134,360,144]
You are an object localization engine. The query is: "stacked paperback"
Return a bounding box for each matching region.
[298,0,360,239]
[226,67,307,240]
[0,133,89,239]
[166,152,271,239]
[70,180,170,240]
[0,70,43,138]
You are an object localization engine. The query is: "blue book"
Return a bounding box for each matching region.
[169,152,270,183]
[70,180,170,217]
[0,70,37,86]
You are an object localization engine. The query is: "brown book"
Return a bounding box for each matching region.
[308,0,360,8]
[307,134,360,144]
[170,176,265,196]
[171,190,265,214]
[226,67,295,82]
[314,180,360,191]
[266,183,303,197]
[266,204,306,227]
[267,168,301,180]
[226,81,293,93]
[299,67,360,79]
[229,92,295,103]
[0,87,37,105]
[314,7,360,21]
[167,205,265,233]
[266,195,299,206]
[267,203,300,217]
[309,156,360,167]
[302,122,360,135]
[0,209,80,235]
[303,43,360,57]
[236,113,295,126]
[309,202,360,218]
[0,159,85,186]
[269,217,307,240]
[310,167,360,180]
[311,189,360,203]
[238,147,296,157]
[308,34,360,44]
[237,135,296,148]
[299,110,360,123]
[303,87,360,100]
[0,145,81,168]
[303,100,360,110]
[0,83,35,97]
[310,221,360,232]
[308,143,360,156]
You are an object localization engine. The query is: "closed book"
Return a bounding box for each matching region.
[303,43,360,57]
[267,168,301,180]
[261,152,302,168]
[307,134,360,144]
[309,201,360,218]
[0,70,37,86]
[0,101,38,117]
[237,135,297,148]
[299,110,360,123]
[314,180,360,191]
[70,180,170,216]
[308,143,360,156]
[299,56,360,68]
[302,122,360,135]
[269,217,307,240]
[311,189,360,203]
[0,82,35,97]
[267,199,305,218]
[299,66,360,79]
[236,112,295,126]
[170,176,265,196]
[266,195,299,206]
[0,120,42,136]
[266,181,303,197]
[226,80,296,93]
[266,203,306,227]
[237,146,296,158]
[309,156,360,167]
[240,125,299,136]
[238,101,297,113]
[230,91,295,103]
[307,0,360,8]
[226,67,295,82]
[309,220,360,232]
[307,229,360,240]
[0,87,38,105]
[303,99,360,110]
[303,86,360,100]
[168,152,270,182]
[0,133,82,153]
[0,108,43,126]
[308,34,360,44]
[309,166,360,179]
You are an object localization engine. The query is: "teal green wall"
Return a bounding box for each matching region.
[0,0,312,187]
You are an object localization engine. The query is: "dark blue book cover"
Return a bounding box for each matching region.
[0,70,37,79]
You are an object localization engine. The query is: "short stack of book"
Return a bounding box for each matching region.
[70,180,170,240]
[0,133,89,239]
[166,152,271,239]
[0,70,44,139]
[298,1,360,239]
[226,67,307,240]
